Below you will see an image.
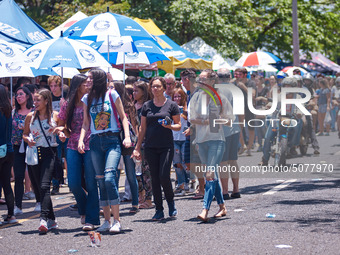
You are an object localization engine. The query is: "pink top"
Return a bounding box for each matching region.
[58,101,91,151]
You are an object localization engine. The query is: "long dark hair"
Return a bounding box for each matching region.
[133,80,151,103]
[14,86,33,111]
[65,74,87,132]
[0,85,11,118]
[114,81,138,127]
[33,89,53,125]
[86,68,107,118]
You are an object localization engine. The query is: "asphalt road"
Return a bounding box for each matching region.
[1,131,339,255]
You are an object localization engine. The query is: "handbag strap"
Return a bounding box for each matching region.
[108,90,122,130]
[37,114,56,155]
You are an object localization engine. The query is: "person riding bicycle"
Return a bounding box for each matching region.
[259,77,305,166]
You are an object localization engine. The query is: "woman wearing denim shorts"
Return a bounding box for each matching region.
[78,69,131,233]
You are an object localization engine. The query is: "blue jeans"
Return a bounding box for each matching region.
[67,149,100,225]
[173,140,188,186]
[331,106,339,130]
[197,140,225,210]
[262,118,303,161]
[90,133,121,207]
[116,155,139,206]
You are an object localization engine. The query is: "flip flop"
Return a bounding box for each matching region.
[197,215,209,222]
[193,194,204,200]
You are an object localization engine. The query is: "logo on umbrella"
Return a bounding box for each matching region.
[109,39,124,50]
[126,52,139,60]
[94,20,110,31]
[25,49,41,63]
[79,49,95,63]
[0,43,15,57]
[6,62,21,73]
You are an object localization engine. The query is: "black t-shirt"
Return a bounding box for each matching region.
[141,99,180,148]
[52,91,67,112]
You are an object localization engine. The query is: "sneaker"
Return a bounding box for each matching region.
[314,150,320,155]
[3,215,18,224]
[246,149,252,156]
[152,210,164,221]
[22,193,30,200]
[82,223,94,231]
[256,146,263,152]
[173,187,185,196]
[38,219,48,234]
[34,203,41,212]
[51,186,59,195]
[14,206,23,216]
[238,145,247,155]
[324,132,330,136]
[316,132,324,136]
[47,219,58,230]
[23,191,35,200]
[168,201,177,218]
[97,220,111,232]
[109,220,121,233]
[69,204,78,211]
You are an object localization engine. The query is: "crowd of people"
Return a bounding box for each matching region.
[0,67,339,233]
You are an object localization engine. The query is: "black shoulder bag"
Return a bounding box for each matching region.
[37,115,64,183]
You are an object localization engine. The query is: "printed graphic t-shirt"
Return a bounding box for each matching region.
[82,90,120,135]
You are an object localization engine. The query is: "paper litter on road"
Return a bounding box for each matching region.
[67,249,79,253]
[266,213,276,218]
[275,244,292,248]
[234,209,244,212]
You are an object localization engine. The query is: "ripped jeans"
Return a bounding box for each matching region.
[89,133,121,207]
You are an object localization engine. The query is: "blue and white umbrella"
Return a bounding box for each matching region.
[22,34,111,70]
[64,12,155,40]
[64,11,168,82]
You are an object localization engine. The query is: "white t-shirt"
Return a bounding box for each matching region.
[82,90,121,135]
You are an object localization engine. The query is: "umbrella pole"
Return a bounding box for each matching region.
[123,53,126,85]
[61,67,64,97]
[107,34,110,76]
[10,77,13,105]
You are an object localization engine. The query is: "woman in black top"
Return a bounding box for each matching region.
[133,77,181,220]
[0,85,17,224]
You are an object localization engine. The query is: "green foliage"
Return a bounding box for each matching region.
[14,0,340,63]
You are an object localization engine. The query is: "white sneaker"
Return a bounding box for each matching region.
[109,220,121,233]
[38,219,48,234]
[47,219,58,230]
[14,206,23,216]
[97,220,111,232]
[34,203,41,212]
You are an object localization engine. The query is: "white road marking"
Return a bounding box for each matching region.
[263,179,297,195]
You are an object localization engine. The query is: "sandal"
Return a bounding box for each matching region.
[193,193,204,200]
[139,201,154,209]
[129,207,140,214]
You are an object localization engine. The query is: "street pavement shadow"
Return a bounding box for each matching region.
[133,217,176,224]
[184,216,230,224]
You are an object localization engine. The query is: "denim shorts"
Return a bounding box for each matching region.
[318,104,327,114]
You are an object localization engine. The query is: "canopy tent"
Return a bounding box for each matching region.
[134,18,212,74]
[0,0,51,48]
[181,37,235,70]
[301,52,340,73]
[49,11,88,38]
